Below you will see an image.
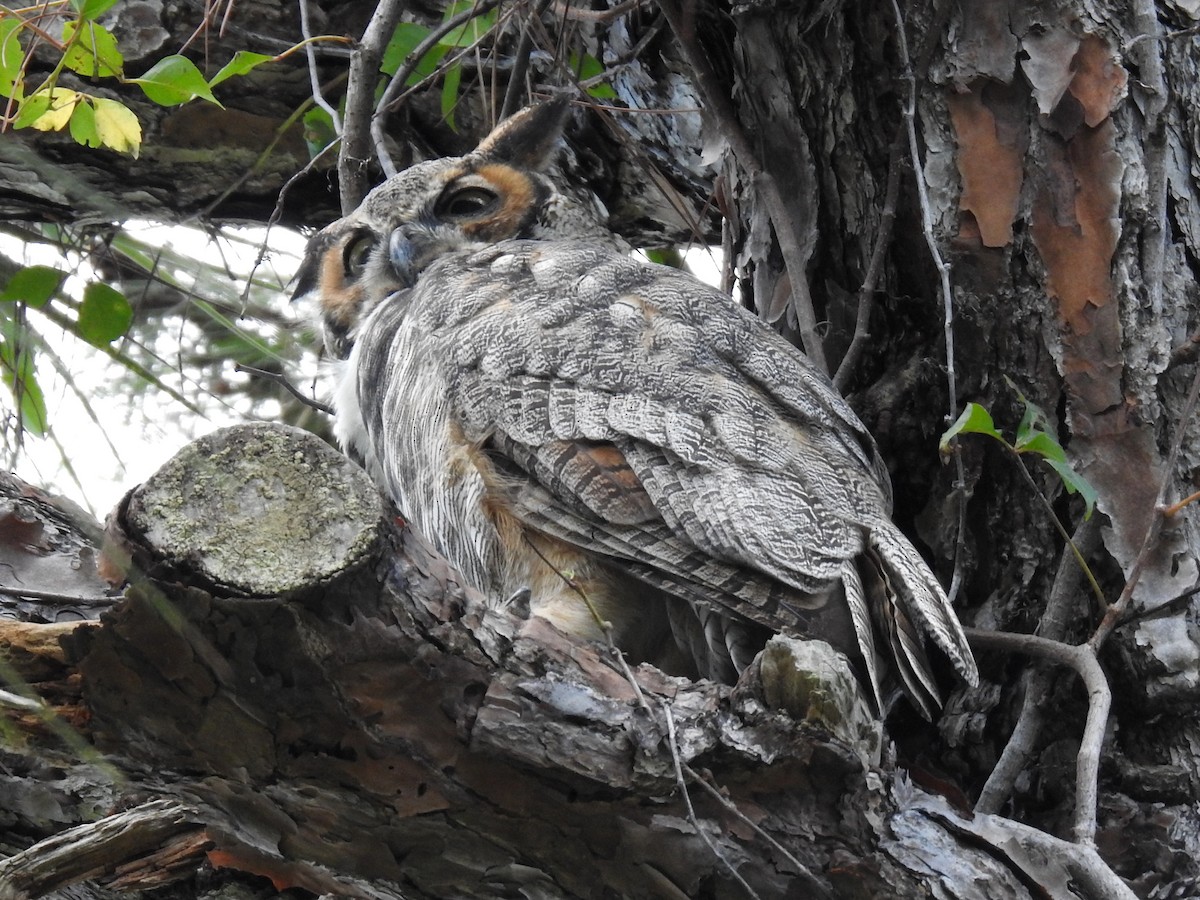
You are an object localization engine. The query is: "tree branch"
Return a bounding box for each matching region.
[965,628,1111,845]
[338,0,407,212]
[656,0,827,373]
[975,519,1100,814]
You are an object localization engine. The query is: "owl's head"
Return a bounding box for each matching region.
[296,98,612,360]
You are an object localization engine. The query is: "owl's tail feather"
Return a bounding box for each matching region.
[841,561,886,714]
[865,521,979,718]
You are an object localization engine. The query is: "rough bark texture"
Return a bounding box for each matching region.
[5,0,1200,896]
[0,429,1134,898]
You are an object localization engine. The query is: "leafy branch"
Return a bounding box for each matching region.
[941,390,1104,611]
[0,2,347,157]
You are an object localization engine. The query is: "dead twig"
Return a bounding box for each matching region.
[833,126,904,392]
[372,0,504,178]
[1089,353,1200,649]
[499,0,555,121]
[661,701,762,900]
[656,0,827,373]
[889,0,967,605]
[235,365,333,416]
[299,0,344,138]
[338,0,406,212]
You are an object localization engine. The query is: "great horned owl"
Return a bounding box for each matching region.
[294,99,978,718]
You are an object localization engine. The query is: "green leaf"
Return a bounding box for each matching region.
[0,266,64,308]
[1044,458,1098,519]
[302,106,336,158]
[0,17,24,99]
[70,0,122,20]
[571,52,618,100]
[1015,430,1068,464]
[643,248,684,268]
[0,317,47,436]
[440,61,461,127]
[15,87,79,130]
[939,402,1005,452]
[62,21,123,78]
[209,50,276,88]
[440,0,496,46]
[381,22,450,81]
[131,55,219,106]
[91,97,141,155]
[77,282,132,346]
[68,96,101,148]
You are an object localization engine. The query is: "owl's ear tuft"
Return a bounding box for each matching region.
[473,96,572,170]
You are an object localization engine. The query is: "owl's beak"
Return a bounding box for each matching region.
[389,228,416,288]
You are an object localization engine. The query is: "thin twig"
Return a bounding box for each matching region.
[656,0,827,373]
[0,584,113,604]
[1090,356,1200,650]
[266,136,342,232]
[1167,327,1200,370]
[339,0,406,213]
[549,0,647,22]
[1006,449,1107,613]
[890,0,967,604]
[661,701,761,900]
[683,765,833,899]
[235,365,333,415]
[975,520,1099,814]
[526,541,823,892]
[299,0,343,137]
[833,127,904,392]
[965,628,1110,845]
[372,0,504,178]
[521,535,649,708]
[500,0,554,120]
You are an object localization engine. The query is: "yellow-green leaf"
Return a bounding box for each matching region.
[571,52,618,100]
[131,55,219,106]
[440,62,461,128]
[1044,458,1098,519]
[18,88,80,131]
[62,20,123,78]
[92,97,141,156]
[302,106,336,158]
[440,0,496,46]
[382,22,449,82]
[0,316,47,437]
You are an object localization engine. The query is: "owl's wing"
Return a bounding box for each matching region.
[395,240,977,713]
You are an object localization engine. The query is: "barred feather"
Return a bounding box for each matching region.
[307,102,977,718]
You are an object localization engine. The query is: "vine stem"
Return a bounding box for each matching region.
[965,628,1110,845]
[889,0,967,602]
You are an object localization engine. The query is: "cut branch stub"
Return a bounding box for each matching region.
[116,422,389,598]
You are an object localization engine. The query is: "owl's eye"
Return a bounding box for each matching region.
[343,233,376,279]
[437,186,499,219]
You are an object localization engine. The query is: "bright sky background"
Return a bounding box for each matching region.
[3,224,311,520]
[5,229,722,522]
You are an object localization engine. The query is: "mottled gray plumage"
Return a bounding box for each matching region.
[296,99,978,717]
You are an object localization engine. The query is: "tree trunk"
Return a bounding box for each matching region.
[3,0,1200,896]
